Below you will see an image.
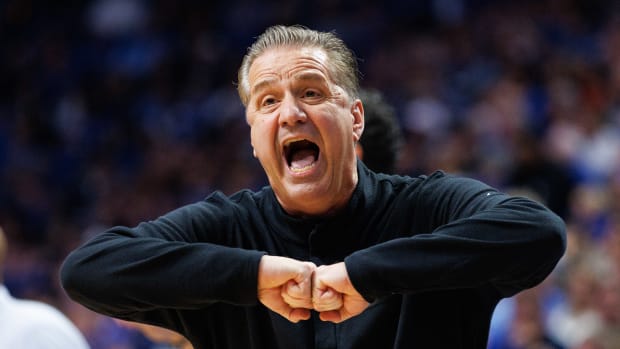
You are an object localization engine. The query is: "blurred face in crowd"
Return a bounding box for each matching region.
[245,45,364,217]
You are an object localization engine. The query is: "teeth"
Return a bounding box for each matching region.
[290,163,316,172]
[284,138,304,146]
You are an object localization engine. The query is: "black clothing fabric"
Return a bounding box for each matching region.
[61,161,566,349]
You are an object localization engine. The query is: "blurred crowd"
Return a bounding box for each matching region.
[1,0,620,348]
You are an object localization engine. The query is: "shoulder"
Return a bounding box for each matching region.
[203,186,273,210]
[177,187,270,212]
[408,170,497,196]
[149,187,275,233]
[11,297,75,326]
[0,296,89,348]
[367,169,452,194]
[183,187,275,222]
[368,168,501,210]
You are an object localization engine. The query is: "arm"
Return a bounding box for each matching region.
[345,173,567,302]
[60,195,266,318]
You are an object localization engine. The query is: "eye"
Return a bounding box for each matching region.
[254,95,279,114]
[262,96,277,106]
[301,89,323,101]
[257,96,281,112]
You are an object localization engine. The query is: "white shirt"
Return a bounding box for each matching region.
[0,285,90,349]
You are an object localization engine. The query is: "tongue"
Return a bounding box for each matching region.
[290,149,316,170]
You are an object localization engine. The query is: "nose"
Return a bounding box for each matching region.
[278,94,307,127]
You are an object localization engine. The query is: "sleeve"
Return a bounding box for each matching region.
[344,173,567,301]
[60,193,266,320]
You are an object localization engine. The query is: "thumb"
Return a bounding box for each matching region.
[312,268,343,312]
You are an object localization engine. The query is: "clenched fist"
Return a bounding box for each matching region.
[257,255,316,323]
[312,262,369,323]
[257,256,369,324]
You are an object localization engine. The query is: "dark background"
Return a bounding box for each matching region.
[1,0,619,348]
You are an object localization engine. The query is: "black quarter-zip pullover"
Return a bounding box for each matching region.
[61,161,566,349]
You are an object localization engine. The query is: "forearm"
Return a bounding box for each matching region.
[345,196,566,301]
[61,227,265,317]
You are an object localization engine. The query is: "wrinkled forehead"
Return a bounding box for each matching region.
[247,46,350,100]
[249,46,330,78]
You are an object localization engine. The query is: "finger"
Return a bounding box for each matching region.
[289,307,311,322]
[285,261,314,307]
[318,310,345,323]
[259,289,308,323]
[312,269,343,311]
[312,287,343,312]
[312,270,326,300]
[281,280,313,309]
[296,261,317,282]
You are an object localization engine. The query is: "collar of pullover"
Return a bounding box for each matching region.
[262,160,373,258]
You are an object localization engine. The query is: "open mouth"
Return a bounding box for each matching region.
[284,139,320,172]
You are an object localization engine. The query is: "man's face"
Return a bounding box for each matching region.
[245,46,364,216]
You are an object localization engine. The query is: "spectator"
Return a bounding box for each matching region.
[355,88,403,174]
[0,226,90,349]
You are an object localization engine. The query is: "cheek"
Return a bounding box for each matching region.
[250,118,275,154]
[250,126,263,154]
[325,113,354,139]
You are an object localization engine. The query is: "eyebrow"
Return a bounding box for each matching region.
[250,72,329,98]
[250,78,279,98]
[292,72,328,85]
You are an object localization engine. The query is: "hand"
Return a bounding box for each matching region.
[257,255,316,323]
[312,262,370,323]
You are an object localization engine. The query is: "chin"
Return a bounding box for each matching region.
[279,182,341,216]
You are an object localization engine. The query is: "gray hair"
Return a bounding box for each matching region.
[237,25,360,106]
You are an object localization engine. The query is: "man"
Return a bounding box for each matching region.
[0,227,90,349]
[117,88,399,349]
[61,25,566,349]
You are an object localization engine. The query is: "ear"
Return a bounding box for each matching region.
[351,99,364,142]
[252,148,257,158]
